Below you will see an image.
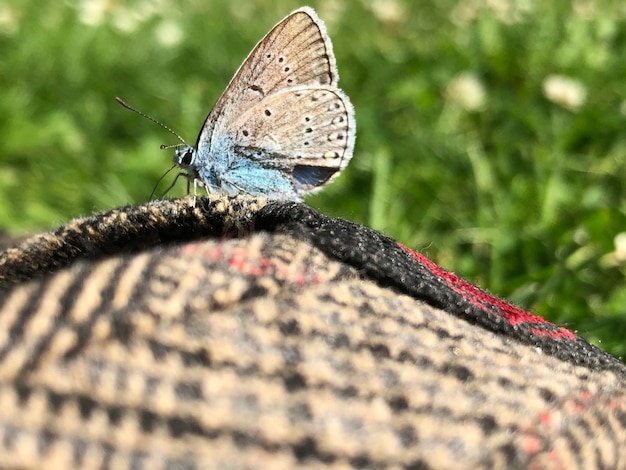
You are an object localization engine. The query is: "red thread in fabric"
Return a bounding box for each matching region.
[398,244,576,341]
[521,435,541,454]
[180,242,323,285]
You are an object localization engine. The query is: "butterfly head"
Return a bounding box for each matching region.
[174,145,196,170]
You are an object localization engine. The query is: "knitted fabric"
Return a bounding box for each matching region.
[0,196,624,469]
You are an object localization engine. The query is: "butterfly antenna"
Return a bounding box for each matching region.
[115,97,188,146]
[160,143,186,150]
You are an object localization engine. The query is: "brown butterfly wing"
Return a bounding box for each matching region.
[196,7,341,152]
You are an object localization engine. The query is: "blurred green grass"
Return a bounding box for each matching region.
[1,0,626,359]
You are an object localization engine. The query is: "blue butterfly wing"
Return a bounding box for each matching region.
[207,85,355,200]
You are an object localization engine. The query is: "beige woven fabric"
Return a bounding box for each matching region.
[0,197,625,469]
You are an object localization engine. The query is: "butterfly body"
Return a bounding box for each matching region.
[172,7,355,201]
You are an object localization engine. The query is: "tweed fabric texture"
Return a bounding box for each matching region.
[0,196,625,469]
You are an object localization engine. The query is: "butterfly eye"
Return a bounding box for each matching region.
[181,150,193,166]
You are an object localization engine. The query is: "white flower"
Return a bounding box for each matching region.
[602,232,626,267]
[370,0,405,24]
[486,0,533,24]
[0,4,20,35]
[155,20,183,48]
[77,0,109,27]
[316,0,344,26]
[445,72,487,111]
[613,233,626,263]
[542,75,587,111]
[573,1,597,20]
[450,0,480,26]
[111,7,144,33]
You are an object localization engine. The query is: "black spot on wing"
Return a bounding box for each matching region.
[293,165,337,187]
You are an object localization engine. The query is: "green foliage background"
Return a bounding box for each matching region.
[1,0,626,359]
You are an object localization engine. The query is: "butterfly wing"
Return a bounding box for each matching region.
[209,85,354,200]
[196,7,340,153]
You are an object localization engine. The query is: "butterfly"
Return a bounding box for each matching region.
[120,7,355,202]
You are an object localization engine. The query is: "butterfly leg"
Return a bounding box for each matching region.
[189,178,211,206]
[219,175,247,197]
[193,178,199,206]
